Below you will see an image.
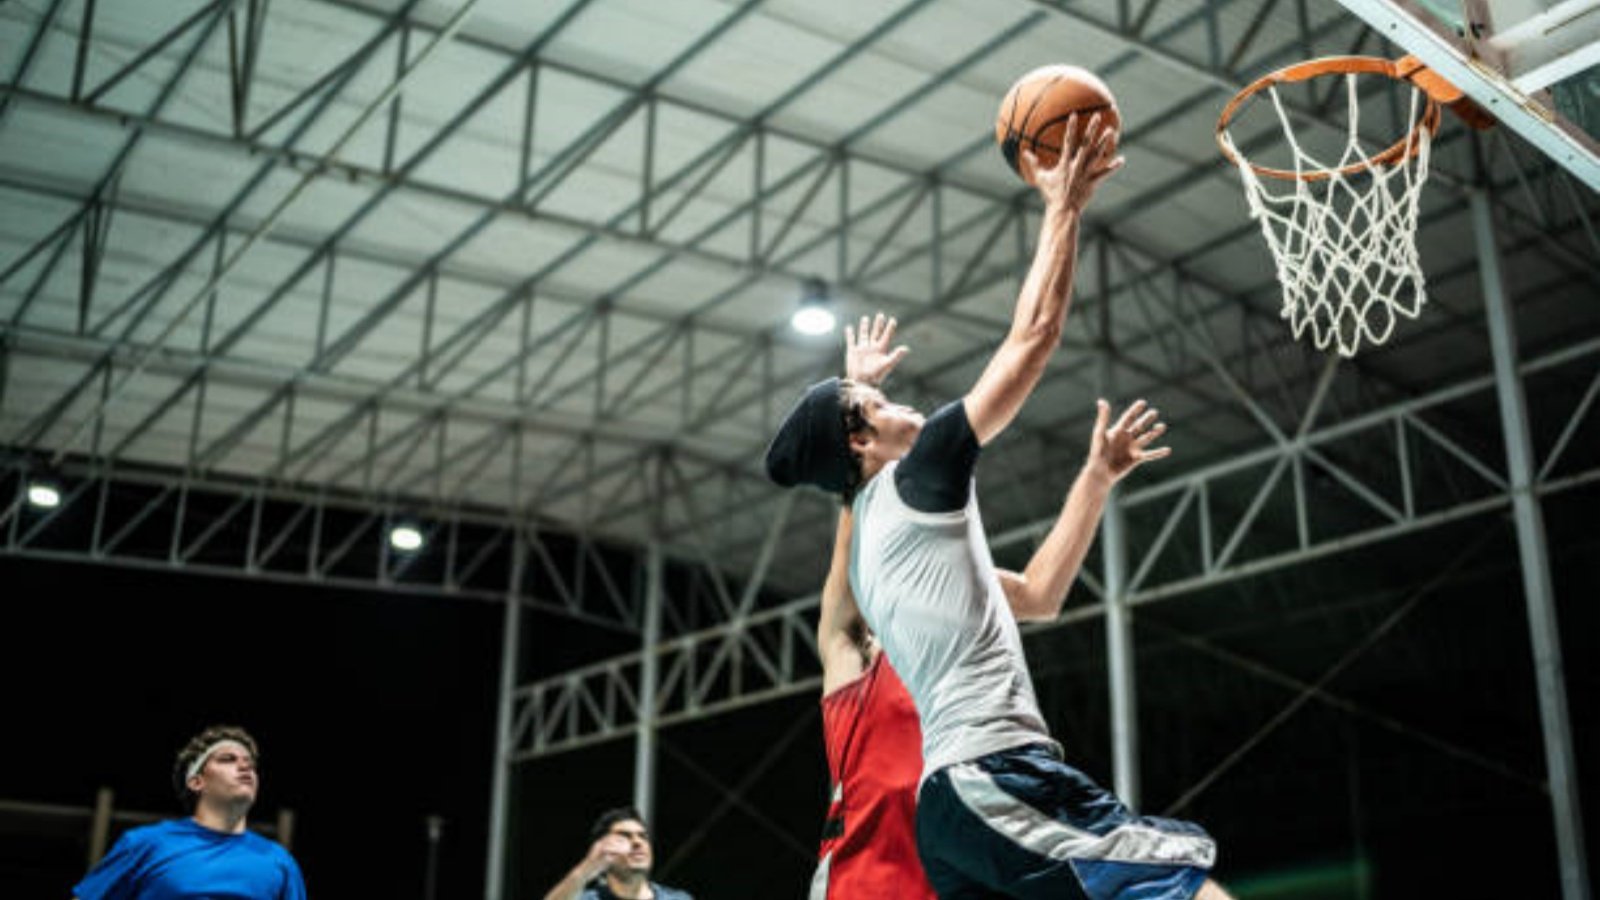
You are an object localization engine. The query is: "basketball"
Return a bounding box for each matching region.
[995,65,1120,183]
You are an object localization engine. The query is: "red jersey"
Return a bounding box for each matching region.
[811,654,936,900]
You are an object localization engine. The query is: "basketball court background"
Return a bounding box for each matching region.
[0,1,1595,897]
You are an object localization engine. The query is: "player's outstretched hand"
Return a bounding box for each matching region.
[1021,111,1123,213]
[844,312,909,387]
[1087,398,1170,482]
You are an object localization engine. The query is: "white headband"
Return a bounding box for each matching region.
[185,739,251,782]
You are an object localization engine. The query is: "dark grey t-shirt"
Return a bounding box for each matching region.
[580,881,693,900]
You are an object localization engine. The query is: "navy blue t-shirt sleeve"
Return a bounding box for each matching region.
[74,828,150,900]
[894,400,980,513]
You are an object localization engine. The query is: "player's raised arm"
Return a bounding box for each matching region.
[1000,399,1170,621]
[817,508,872,692]
[963,115,1121,447]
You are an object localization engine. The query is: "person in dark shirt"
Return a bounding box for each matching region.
[545,807,692,900]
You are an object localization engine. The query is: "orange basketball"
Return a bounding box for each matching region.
[995,65,1120,184]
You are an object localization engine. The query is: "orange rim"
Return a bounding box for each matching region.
[1216,55,1448,182]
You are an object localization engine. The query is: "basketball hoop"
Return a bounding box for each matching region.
[1217,55,1490,358]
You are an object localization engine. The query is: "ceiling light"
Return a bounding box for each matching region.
[26,482,61,509]
[389,524,424,552]
[790,277,836,336]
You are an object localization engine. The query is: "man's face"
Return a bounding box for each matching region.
[605,819,652,876]
[847,384,924,464]
[189,744,258,808]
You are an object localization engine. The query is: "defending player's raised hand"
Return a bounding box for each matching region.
[1088,398,1171,482]
[844,312,909,387]
[1021,111,1124,214]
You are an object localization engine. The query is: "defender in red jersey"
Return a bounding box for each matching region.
[811,510,936,900]
[809,315,935,900]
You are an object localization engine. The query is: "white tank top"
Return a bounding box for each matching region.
[850,461,1054,778]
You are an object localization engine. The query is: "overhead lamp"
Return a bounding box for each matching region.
[388,523,425,553]
[26,479,61,509]
[790,277,836,336]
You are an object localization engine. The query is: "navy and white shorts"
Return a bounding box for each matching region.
[916,743,1216,899]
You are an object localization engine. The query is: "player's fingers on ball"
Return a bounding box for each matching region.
[1019,146,1039,178]
[1090,155,1125,183]
[1094,116,1116,150]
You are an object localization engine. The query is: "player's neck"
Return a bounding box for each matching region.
[191,799,250,835]
[861,455,893,482]
[604,870,652,898]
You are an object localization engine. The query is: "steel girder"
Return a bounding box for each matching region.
[4,169,1585,602]
[6,0,1587,525]
[2,0,1060,511]
[0,1,1593,629]
[504,331,1600,757]
[0,450,647,629]
[541,202,1595,579]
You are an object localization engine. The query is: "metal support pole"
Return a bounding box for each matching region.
[274,808,295,850]
[424,814,444,900]
[1098,245,1139,808]
[1471,190,1589,900]
[88,787,113,866]
[1103,489,1137,807]
[483,534,525,900]
[634,540,664,821]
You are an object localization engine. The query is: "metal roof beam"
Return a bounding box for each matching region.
[3,0,424,451]
[506,333,1600,752]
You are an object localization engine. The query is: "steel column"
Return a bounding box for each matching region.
[1099,263,1139,808]
[1470,190,1589,900]
[1103,484,1137,807]
[483,531,525,900]
[634,539,664,822]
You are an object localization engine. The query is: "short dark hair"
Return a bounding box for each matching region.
[589,806,648,843]
[171,725,259,812]
[839,381,875,503]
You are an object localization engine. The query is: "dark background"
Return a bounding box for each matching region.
[1,486,1595,899]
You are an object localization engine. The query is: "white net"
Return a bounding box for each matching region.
[1223,76,1433,358]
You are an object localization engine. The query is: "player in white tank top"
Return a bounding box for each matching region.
[766,114,1235,899]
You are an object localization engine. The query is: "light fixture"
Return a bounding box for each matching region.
[26,480,61,509]
[388,523,425,552]
[790,277,836,336]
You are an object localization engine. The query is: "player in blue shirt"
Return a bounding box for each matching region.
[74,725,307,900]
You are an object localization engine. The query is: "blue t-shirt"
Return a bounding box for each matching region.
[75,818,306,900]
